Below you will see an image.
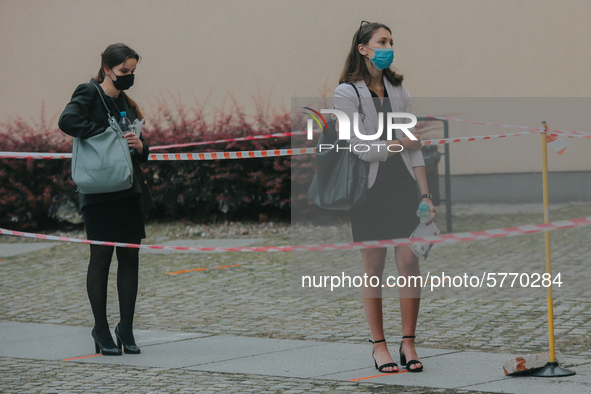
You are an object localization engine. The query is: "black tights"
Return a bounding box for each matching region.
[87,243,140,346]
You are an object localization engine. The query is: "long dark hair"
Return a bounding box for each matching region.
[95,43,144,120]
[339,22,403,86]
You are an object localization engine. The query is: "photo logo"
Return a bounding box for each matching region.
[302,107,328,136]
[303,108,417,153]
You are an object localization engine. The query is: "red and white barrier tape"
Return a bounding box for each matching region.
[150,147,314,161]
[0,148,315,161]
[0,152,73,159]
[1,126,588,161]
[556,133,591,140]
[151,117,591,151]
[150,131,307,151]
[423,116,591,137]
[1,216,589,253]
[421,130,539,145]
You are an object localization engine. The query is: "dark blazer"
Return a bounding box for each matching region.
[59,79,154,212]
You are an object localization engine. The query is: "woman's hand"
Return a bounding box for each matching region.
[387,134,422,157]
[401,134,422,151]
[386,139,403,157]
[423,198,436,225]
[123,132,143,155]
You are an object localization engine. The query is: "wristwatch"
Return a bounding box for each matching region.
[421,193,432,200]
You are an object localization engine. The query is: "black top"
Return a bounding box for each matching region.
[108,95,129,122]
[59,79,153,210]
[369,89,415,185]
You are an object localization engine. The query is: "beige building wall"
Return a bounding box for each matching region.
[1,0,590,175]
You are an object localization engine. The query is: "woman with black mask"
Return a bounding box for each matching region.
[59,43,154,356]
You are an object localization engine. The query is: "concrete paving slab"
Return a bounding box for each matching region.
[0,322,88,360]
[318,347,458,379]
[0,322,206,361]
[0,242,59,257]
[189,343,455,379]
[350,351,517,388]
[132,329,207,347]
[189,342,364,378]
[317,347,458,381]
[465,363,591,394]
[140,238,266,253]
[77,335,317,368]
[4,321,591,392]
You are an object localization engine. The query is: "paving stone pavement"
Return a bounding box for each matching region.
[1,202,590,392]
[0,356,500,394]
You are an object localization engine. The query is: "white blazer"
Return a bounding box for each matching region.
[334,78,425,188]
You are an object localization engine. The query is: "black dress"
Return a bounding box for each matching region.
[350,90,420,242]
[59,80,151,244]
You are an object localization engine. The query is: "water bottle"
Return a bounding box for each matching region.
[410,200,439,259]
[417,200,431,223]
[119,111,135,154]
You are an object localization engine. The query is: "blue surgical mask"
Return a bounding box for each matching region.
[366,47,394,70]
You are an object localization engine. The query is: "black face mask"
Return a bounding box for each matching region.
[109,72,135,91]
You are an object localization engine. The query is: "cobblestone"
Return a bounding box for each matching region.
[1,203,590,392]
[0,357,503,393]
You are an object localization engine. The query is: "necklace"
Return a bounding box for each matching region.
[109,96,122,116]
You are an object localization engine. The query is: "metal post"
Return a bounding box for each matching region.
[417,117,452,233]
[531,121,575,378]
[443,120,451,233]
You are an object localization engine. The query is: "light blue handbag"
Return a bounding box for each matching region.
[71,85,133,194]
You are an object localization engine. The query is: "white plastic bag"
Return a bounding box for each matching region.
[409,214,440,259]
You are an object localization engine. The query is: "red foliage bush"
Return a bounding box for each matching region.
[0,99,306,229]
[142,98,295,221]
[0,109,75,230]
[0,95,442,230]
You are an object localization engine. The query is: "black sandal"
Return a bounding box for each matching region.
[399,335,423,372]
[369,339,399,373]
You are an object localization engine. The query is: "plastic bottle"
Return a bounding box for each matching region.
[410,200,439,259]
[417,200,431,223]
[119,111,135,154]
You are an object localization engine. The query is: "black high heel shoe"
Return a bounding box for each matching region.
[399,335,423,372]
[91,328,122,356]
[369,339,399,373]
[115,324,140,354]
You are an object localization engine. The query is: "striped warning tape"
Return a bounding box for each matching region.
[421,130,539,145]
[554,133,591,140]
[0,152,73,159]
[147,116,591,152]
[0,127,587,161]
[0,148,315,160]
[423,116,591,137]
[149,147,314,161]
[150,121,589,153]
[150,131,307,151]
[1,217,589,253]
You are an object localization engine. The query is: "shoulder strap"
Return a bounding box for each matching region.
[344,82,364,116]
[91,84,113,117]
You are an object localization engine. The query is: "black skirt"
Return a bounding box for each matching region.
[81,194,146,243]
[350,154,420,243]
[350,89,420,243]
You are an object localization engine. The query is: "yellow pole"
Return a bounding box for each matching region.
[541,121,555,363]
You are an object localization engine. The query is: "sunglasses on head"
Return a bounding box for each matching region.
[356,21,371,43]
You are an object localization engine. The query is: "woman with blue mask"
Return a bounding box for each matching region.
[334,22,435,373]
